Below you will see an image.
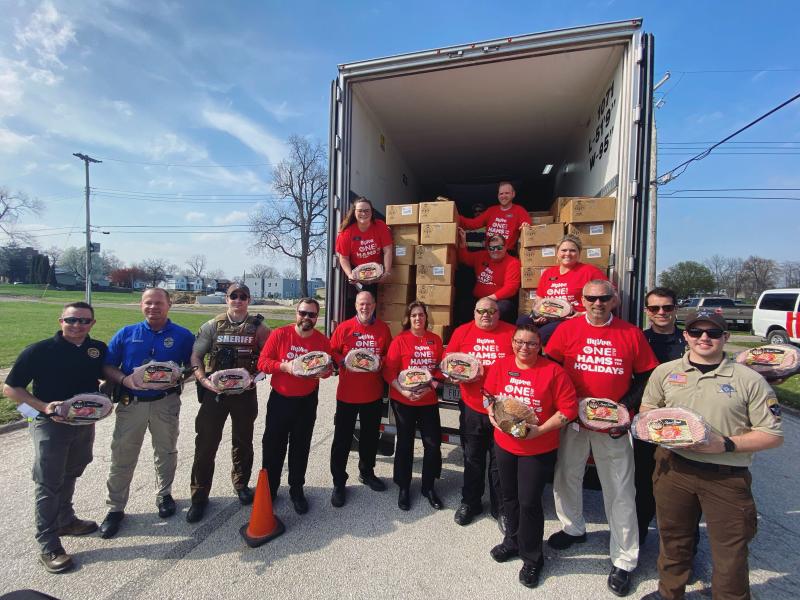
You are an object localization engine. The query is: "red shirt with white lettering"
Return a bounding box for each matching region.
[459,204,531,249]
[257,325,332,397]
[383,329,444,406]
[484,355,578,456]
[335,220,393,267]
[545,316,658,401]
[458,247,521,300]
[445,321,515,413]
[330,316,392,404]
[536,263,608,312]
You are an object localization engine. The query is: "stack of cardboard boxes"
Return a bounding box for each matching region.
[518,211,564,316]
[381,204,419,337]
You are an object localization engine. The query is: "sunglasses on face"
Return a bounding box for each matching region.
[686,328,725,339]
[584,294,613,303]
[475,308,498,316]
[61,317,93,325]
[297,310,318,318]
[512,339,540,348]
[645,304,675,314]
[228,293,249,301]
[487,245,504,252]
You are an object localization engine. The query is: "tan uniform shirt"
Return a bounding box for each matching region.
[641,354,783,467]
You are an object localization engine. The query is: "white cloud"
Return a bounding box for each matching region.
[14,1,76,69]
[259,100,302,123]
[111,100,134,118]
[185,211,206,222]
[0,128,35,152]
[202,107,287,164]
[0,62,24,115]
[214,210,248,225]
[691,111,724,125]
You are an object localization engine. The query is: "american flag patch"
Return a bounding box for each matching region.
[667,373,688,385]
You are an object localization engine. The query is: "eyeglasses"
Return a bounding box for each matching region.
[61,317,93,325]
[298,310,318,318]
[487,245,504,252]
[512,339,540,349]
[228,293,249,301]
[645,304,675,314]
[686,328,725,339]
[475,308,498,316]
[584,294,613,303]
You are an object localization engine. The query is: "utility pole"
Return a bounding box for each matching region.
[73,153,102,303]
[647,72,671,292]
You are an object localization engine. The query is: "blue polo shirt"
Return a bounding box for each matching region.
[106,319,194,398]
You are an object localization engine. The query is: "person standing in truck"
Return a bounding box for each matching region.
[186,283,270,524]
[458,182,531,250]
[336,197,393,293]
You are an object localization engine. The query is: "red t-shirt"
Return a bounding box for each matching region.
[545,316,659,402]
[484,355,578,456]
[459,204,531,249]
[445,321,515,413]
[536,263,608,312]
[458,248,521,300]
[335,220,393,266]
[257,325,332,397]
[330,316,392,404]
[383,329,444,406]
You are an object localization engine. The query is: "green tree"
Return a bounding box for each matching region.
[658,261,716,299]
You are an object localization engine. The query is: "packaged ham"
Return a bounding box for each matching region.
[351,262,384,283]
[735,344,800,382]
[531,297,573,319]
[209,368,253,394]
[440,353,481,382]
[631,407,710,448]
[291,351,332,377]
[483,391,538,439]
[53,393,113,424]
[343,349,381,373]
[578,398,630,432]
[397,368,433,392]
[130,361,182,389]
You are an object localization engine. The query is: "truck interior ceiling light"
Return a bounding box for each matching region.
[542,164,554,175]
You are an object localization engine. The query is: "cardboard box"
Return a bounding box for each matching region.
[581,245,612,267]
[430,325,453,344]
[567,222,614,246]
[519,288,538,314]
[383,265,414,284]
[520,246,558,267]
[386,203,419,225]
[385,321,403,338]
[559,197,617,223]
[550,197,573,218]
[427,305,452,326]
[530,214,555,225]
[419,200,457,223]
[529,211,551,218]
[391,224,419,245]
[393,244,415,265]
[416,264,454,286]
[420,222,458,245]
[521,266,549,287]
[377,303,408,322]
[416,284,454,306]
[415,244,457,266]
[520,223,564,247]
[378,283,414,305]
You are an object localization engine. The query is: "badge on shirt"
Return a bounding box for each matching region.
[718,383,736,398]
[87,347,100,359]
[508,371,520,377]
[667,373,688,385]
[767,396,782,422]
[164,337,174,348]
[353,236,362,241]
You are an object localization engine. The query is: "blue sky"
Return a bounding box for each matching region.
[1,0,798,280]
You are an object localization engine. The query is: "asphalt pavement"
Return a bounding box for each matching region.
[1,378,797,600]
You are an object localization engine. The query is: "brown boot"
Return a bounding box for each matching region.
[57,517,99,536]
[39,549,74,574]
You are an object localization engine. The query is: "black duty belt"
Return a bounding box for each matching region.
[132,387,181,402]
[671,451,748,474]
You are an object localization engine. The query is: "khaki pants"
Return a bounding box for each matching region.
[105,393,181,511]
[553,425,639,571]
[653,448,757,600]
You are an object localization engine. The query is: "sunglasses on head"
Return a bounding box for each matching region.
[298,310,318,318]
[475,308,497,315]
[686,328,725,339]
[62,317,93,325]
[584,294,613,303]
[228,292,249,301]
[645,304,676,314]
[487,244,504,252]
[512,338,540,348]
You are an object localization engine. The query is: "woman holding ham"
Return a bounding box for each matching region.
[484,323,577,589]
[383,301,445,512]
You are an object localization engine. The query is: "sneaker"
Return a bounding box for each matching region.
[547,529,587,550]
[39,549,73,574]
[57,517,98,536]
[519,559,544,588]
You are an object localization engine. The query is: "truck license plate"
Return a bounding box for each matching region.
[736,319,745,323]
[442,384,461,402]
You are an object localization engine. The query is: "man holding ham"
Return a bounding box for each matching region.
[458,181,531,250]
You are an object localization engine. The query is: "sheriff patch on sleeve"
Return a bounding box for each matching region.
[767,396,782,424]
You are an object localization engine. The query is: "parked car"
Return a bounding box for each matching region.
[675,297,754,330]
[752,288,800,345]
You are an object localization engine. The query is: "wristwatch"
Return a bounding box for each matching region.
[723,436,736,452]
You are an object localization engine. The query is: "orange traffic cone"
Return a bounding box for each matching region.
[240,468,285,547]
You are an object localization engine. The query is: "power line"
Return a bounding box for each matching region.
[657,89,800,184]
[660,141,800,145]
[672,68,800,74]
[95,156,275,168]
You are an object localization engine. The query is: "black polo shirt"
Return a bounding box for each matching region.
[643,327,687,364]
[5,332,108,403]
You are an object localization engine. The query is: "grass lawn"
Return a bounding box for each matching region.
[0,284,142,304]
[0,392,19,426]
[774,376,800,411]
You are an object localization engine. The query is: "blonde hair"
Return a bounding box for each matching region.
[557,234,583,252]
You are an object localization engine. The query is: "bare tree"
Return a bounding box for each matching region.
[249,135,327,297]
[704,254,729,295]
[250,263,278,279]
[43,246,63,268]
[206,268,227,281]
[138,258,176,288]
[184,254,207,278]
[282,267,300,280]
[782,261,800,287]
[739,256,780,299]
[60,246,118,280]
[0,187,43,243]
[722,257,744,298]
